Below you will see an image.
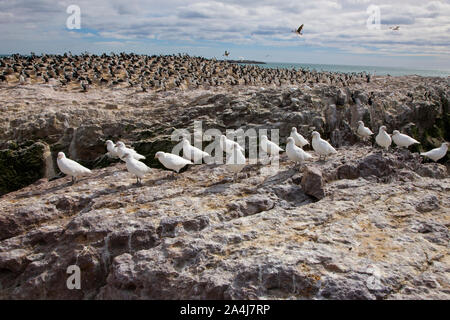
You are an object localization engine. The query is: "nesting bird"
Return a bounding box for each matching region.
[290,127,309,148]
[420,142,449,162]
[286,137,312,167]
[311,131,337,160]
[155,151,192,173]
[122,152,151,184]
[392,130,420,148]
[375,126,392,150]
[357,121,373,140]
[57,152,92,184]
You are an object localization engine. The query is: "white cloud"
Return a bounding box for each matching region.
[0,0,449,67]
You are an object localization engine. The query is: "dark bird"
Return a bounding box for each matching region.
[293,24,304,36]
[223,51,230,57]
[390,26,400,31]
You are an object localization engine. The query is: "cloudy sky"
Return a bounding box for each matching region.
[1,0,450,69]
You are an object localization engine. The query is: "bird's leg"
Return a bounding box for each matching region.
[71,176,76,184]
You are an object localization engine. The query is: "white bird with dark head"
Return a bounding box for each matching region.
[311,131,337,160]
[392,130,420,148]
[290,127,309,147]
[57,152,91,184]
[420,142,448,162]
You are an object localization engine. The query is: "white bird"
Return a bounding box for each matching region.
[226,143,246,181]
[392,130,420,148]
[286,137,312,166]
[122,153,151,184]
[56,152,91,184]
[311,131,337,160]
[155,151,192,173]
[219,135,244,154]
[260,135,284,157]
[420,142,449,162]
[182,138,210,163]
[357,121,373,139]
[375,126,392,150]
[290,127,309,147]
[116,141,145,161]
[105,140,120,158]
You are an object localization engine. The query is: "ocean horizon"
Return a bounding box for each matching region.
[1,54,449,78]
[240,62,450,78]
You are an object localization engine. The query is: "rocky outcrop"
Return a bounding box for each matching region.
[0,74,449,194]
[0,145,448,300]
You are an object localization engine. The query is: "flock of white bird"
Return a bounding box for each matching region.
[56,121,449,185]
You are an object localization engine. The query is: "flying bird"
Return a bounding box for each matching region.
[293,24,304,36]
[223,51,230,57]
[390,26,400,31]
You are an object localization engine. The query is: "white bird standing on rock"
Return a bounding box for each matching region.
[420,142,449,162]
[155,151,192,173]
[182,138,210,163]
[375,126,392,150]
[290,127,309,147]
[105,140,120,158]
[357,121,373,139]
[219,135,244,154]
[260,135,284,157]
[392,130,420,148]
[286,137,312,166]
[226,143,246,181]
[311,131,337,160]
[116,141,145,160]
[123,153,151,184]
[57,152,92,184]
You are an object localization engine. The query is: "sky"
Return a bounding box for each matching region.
[1,0,450,70]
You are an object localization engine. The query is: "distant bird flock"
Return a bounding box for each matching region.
[57,122,448,185]
[0,53,377,91]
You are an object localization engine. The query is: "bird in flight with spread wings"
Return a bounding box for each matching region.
[390,26,400,31]
[293,24,304,36]
[223,50,230,57]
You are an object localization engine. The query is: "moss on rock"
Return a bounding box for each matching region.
[0,142,47,195]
